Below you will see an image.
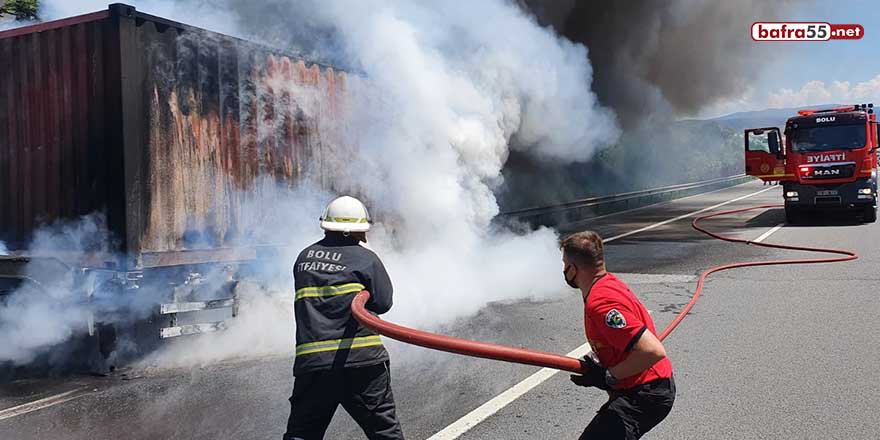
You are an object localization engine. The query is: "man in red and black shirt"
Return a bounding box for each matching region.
[561,231,675,440]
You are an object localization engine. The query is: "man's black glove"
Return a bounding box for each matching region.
[569,355,612,391]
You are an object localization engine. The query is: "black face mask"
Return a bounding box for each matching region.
[563,264,579,289]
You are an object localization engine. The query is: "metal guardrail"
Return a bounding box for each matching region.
[499,174,754,228]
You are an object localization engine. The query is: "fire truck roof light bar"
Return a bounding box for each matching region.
[798,103,874,116]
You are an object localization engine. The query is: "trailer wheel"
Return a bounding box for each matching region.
[785,206,801,225]
[865,205,877,223]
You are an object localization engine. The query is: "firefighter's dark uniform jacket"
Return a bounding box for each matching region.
[293,234,393,375]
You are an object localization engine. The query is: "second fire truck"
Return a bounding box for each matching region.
[745,104,878,223]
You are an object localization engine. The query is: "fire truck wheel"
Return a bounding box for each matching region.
[865,205,877,223]
[785,206,801,225]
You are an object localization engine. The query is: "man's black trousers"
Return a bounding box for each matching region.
[580,377,675,440]
[284,362,404,440]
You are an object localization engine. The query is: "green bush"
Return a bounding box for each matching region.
[0,0,39,21]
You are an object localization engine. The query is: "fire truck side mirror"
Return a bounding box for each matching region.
[768,131,780,155]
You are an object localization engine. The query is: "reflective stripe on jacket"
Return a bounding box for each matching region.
[295,335,384,356]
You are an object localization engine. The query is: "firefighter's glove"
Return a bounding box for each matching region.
[569,355,611,391]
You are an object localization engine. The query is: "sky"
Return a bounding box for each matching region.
[701,0,880,118]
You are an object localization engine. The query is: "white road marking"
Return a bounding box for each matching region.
[753,224,784,243]
[427,344,591,440]
[0,388,89,422]
[427,184,778,440]
[602,185,778,243]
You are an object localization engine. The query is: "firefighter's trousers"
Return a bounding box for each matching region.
[284,362,403,440]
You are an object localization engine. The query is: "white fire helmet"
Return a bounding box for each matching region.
[320,196,372,233]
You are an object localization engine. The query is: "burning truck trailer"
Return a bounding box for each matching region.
[0,3,350,374]
[744,105,879,224]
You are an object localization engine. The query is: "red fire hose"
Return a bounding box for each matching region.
[351,204,858,374]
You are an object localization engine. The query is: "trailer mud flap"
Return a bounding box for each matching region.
[159,297,238,339]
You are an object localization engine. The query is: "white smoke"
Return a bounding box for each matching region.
[140,183,334,367]
[0,281,92,365]
[256,1,618,327]
[0,215,111,365]
[3,0,619,367]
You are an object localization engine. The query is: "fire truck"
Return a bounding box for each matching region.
[745,104,878,223]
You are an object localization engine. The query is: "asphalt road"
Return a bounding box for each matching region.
[2,180,877,440]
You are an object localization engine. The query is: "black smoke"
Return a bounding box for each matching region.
[497,0,807,210]
[520,0,805,126]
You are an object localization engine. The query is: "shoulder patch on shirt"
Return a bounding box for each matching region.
[605,309,627,329]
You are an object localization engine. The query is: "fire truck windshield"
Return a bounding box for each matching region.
[791,124,866,152]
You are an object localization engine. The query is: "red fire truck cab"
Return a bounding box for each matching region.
[745,104,878,223]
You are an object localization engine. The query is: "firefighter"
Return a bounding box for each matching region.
[561,231,675,440]
[284,196,404,440]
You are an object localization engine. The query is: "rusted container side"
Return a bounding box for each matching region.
[131,9,348,267]
[0,4,349,270]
